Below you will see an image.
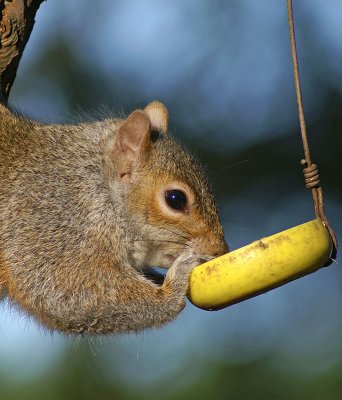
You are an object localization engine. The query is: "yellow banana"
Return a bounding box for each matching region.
[188,219,333,310]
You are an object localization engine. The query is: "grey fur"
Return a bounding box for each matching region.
[0,102,228,334]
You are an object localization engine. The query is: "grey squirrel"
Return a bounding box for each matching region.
[0,100,228,334]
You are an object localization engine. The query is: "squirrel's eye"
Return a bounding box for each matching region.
[165,190,188,212]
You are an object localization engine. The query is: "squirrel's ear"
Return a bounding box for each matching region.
[144,101,168,134]
[114,110,151,182]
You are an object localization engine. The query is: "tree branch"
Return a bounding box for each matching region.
[0,0,44,101]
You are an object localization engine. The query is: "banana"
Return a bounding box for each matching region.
[188,219,333,310]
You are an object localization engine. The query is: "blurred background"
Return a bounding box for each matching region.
[1,0,341,398]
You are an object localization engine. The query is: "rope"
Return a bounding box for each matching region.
[286,0,337,251]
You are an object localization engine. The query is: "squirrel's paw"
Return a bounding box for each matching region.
[163,250,213,309]
[166,249,210,283]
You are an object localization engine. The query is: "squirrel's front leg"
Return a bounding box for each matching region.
[112,250,205,334]
[118,249,207,333]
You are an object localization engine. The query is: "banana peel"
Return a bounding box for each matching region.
[188,219,333,310]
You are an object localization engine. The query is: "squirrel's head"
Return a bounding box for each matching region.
[107,101,228,269]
